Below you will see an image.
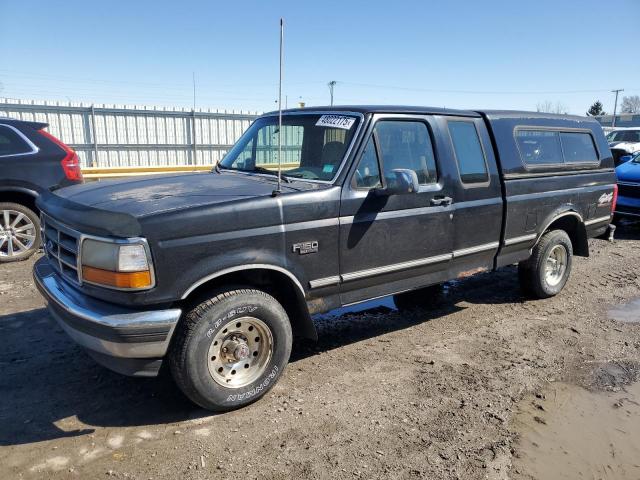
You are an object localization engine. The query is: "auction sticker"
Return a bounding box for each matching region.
[316,115,356,130]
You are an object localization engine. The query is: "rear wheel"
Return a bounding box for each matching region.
[169,288,292,411]
[0,202,41,263]
[519,230,573,299]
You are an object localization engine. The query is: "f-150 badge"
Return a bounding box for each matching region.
[598,192,614,206]
[292,241,318,255]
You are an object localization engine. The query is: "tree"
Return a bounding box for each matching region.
[621,95,640,114]
[586,100,606,116]
[536,101,568,114]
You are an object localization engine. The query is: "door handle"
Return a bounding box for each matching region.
[430,196,453,206]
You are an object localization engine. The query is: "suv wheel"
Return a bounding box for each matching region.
[519,229,573,298]
[169,288,292,411]
[0,202,41,263]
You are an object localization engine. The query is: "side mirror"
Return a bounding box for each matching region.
[620,155,632,163]
[377,169,419,196]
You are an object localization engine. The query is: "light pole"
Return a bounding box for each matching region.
[328,81,337,106]
[611,88,624,127]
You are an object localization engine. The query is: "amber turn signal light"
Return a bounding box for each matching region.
[82,266,152,289]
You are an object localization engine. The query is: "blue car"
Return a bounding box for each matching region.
[615,152,640,219]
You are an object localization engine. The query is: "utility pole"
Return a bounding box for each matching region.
[328,80,337,106]
[192,72,196,110]
[612,88,623,127]
[192,72,197,165]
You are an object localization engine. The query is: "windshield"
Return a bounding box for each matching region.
[608,130,640,143]
[219,113,360,181]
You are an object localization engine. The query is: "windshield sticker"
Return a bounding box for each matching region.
[316,115,356,130]
[322,164,335,174]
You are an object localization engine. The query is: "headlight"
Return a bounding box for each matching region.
[80,238,154,290]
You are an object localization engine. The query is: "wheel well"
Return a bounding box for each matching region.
[0,190,39,215]
[180,268,317,340]
[544,214,589,257]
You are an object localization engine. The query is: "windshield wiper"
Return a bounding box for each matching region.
[252,166,292,183]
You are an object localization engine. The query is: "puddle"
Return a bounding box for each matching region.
[512,382,640,479]
[609,298,640,323]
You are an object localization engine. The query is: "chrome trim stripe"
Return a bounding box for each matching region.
[308,276,341,289]
[584,215,612,226]
[503,234,537,246]
[181,264,306,299]
[503,168,615,180]
[340,253,452,283]
[452,242,499,258]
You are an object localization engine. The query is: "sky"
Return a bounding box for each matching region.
[1,0,639,115]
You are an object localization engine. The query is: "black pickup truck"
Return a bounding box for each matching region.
[33,106,615,411]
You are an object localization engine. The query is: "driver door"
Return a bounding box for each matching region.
[339,115,455,305]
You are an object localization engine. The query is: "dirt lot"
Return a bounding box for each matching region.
[2,224,640,480]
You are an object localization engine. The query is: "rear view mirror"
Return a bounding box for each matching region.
[377,169,419,195]
[620,155,632,163]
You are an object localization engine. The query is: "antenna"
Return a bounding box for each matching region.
[273,18,284,196]
[328,80,336,106]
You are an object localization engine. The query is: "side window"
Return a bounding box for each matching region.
[0,125,33,157]
[375,121,437,185]
[448,121,489,184]
[559,132,598,163]
[354,138,382,188]
[515,129,599,166]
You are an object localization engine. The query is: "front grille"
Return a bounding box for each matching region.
[41,214,81,285]
[617,182,640,200]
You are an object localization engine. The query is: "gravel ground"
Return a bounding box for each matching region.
[2,223,640,480]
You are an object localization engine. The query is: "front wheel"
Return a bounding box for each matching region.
[519,229,573,299]
[169,288,292,411]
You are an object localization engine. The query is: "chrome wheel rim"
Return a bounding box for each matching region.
[207,316,273,389]
[545,244,567,287]
[0,210,37,258]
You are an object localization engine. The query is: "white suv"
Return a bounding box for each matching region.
[607,128,640,166]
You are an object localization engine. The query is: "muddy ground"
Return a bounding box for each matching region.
[2,223,640,480]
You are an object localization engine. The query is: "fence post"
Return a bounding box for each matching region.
[90,104,98,167]
[191,109,197,165]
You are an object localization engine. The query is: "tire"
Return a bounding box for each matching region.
[518,229,573,299]
[0,202,41,263]
[393,284,444,311]
[169,288,292,411]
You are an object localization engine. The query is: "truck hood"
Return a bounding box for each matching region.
[38,171,313,237]
[610,141,640,153]
[616,160,640,183]
[54,171,305,214]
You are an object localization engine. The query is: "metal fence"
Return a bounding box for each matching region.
[0,98,260,168]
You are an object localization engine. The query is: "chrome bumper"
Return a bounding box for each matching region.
[33,257,182,376]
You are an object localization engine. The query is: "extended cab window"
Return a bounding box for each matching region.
[219,114,359,181]
[448,121,489,184]
[0,125,33,156]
